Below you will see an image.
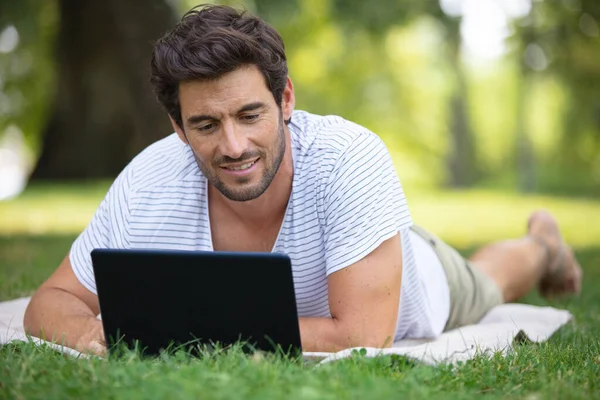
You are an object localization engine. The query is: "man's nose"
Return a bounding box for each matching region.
[219,120,245,159]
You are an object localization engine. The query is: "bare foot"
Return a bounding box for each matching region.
[527,210,583,298]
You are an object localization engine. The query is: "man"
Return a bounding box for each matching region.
[24,5,582,355]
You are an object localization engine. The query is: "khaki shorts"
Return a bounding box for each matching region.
[410,225,504,331]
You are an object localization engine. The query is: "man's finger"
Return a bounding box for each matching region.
[87,340,107,357]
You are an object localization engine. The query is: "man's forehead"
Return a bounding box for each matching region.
[180,65,268,95]
[178,66,272,114]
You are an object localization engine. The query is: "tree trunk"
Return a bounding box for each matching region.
[514,19,538,193]
[30,0,177,180]
[514,72,536,193]
[445,24,479,188]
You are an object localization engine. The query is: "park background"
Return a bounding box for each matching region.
[1,0,600,398]
[2,0,600,194]
[1,0,599,256]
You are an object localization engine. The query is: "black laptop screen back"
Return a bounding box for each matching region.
[91,249,301,356]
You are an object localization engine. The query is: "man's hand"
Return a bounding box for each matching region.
[74,318,106,356]
[24,254,104,355]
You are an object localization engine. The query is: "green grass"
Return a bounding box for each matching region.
[0,181,110,236]
[1,334,599,399]
[1,182,600,399]
[0,234,75,301]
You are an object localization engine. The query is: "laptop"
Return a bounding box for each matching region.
[91,249,302,357]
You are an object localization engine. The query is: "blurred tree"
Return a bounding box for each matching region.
[512,0,600,194]
[6,0,597,192]
[30,0,177,180]
[0,0,57,152]
[442,14,480,188]
[513,13,539,193]
[255,0,480,187]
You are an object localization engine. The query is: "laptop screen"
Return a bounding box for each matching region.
[91,249,302,357]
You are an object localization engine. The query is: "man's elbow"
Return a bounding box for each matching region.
[23,288,46,336]
[23,286,60,337]
[23,302,37,337]
[334,318,396,349]
[354,333,395,349]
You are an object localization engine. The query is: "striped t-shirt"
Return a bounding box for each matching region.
[71,110,443,340]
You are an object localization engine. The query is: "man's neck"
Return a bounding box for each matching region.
[208,129,294,229]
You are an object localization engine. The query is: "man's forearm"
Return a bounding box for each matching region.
[24,287,100,349]
[299,317,394,352]
[299,317,347,352]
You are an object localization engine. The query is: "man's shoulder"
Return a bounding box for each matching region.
[292,110,388,173]
[293,110,385,156]
[125,133,199,191]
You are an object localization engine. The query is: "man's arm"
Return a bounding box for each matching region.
[23,254,106,355]
[25,163,132,355]
[299,233,402,352]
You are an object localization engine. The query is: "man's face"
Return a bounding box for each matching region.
[174,65,293,202]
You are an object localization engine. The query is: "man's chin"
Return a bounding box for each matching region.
[224,190,265,202]
[215,182,268,202]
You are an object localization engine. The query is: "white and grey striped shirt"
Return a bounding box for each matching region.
[71,110,444,340]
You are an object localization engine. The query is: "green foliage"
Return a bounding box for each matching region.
[0,0,57,151]
[3,0,600,193]
[509,0,600,192]
[250,0,457,187]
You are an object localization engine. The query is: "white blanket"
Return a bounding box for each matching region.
[0,297,572,365]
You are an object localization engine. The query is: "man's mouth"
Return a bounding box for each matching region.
[222,158,259,171]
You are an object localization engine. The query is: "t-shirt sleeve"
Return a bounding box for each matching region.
[322,133,412,276]
[70,169,131,294]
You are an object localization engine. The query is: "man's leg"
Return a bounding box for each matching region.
[468,210,583,303]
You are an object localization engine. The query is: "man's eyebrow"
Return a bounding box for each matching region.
[187,114,215,125]
[237,102,267,113]
[186,102,267,126]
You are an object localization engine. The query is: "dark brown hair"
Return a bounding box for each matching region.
[150,4,288,129]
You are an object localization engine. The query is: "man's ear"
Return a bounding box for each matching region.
[169,116,188,144]
[281,76,295,123]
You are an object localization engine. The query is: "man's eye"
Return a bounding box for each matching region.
[198,123,215,131]
[242,114,259,121]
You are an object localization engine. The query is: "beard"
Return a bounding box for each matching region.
[193,113,287,202]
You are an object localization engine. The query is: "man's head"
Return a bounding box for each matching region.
[150,5,294,202]
[150,4,289,130]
